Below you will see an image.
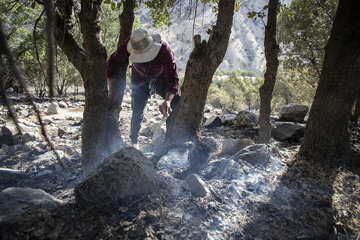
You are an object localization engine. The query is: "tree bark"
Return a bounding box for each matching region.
[56,0,109,169]
[166,0,235,144]
[258,0,279,143]
[106,0,135,153]
[299,0,360,161]
[350,89,360,123]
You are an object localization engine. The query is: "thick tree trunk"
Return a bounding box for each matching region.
[299,0,360,161]
[166,0,235,144]
[106,0,135,153]
[56,0,109,169]
[258,0,279,143]
[79,0,109,168]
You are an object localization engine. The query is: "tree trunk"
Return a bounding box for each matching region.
[350,89,360,123]
[106,0,135,153]
[258,0,279,143]
[166,0,235,144]
[299,0,360,161]
[56,0,109,169]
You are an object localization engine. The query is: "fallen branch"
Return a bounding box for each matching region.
[0,18,67,170]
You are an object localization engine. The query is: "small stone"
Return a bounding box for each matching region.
[22,132,42,143]
[46,102,60,115]
[58,101,68,108]
[36,170,53,177]
[221,138,254,155]
[185,174,210,198]
[220,114,237,125]
[58,128,67,137]
[203,115,222,128]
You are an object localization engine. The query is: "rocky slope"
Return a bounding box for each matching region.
[139,0,290,74]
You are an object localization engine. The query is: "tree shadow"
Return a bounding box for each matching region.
[239,158,341,240]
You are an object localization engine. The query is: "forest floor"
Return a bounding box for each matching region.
[0,91,359,240]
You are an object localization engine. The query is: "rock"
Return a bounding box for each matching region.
[232,144,270,166]
[221,138,254,155]
[204,104,214,113]
[203,115,222,128]
[0,168,25,188]
[185,174,210,198]
[157,148,189,173]
[188,142,211,169]
[234,110,259,127]
[0,187,61,226]
[142,122,162,137]
[22,132,42,143]
[36,170,53,178]
[152,125,166,149]
[17,119,36,127]
[220,113,237,125]
[58,101,68,108]
[271,122,305,141]
[46,102,60,115]
[75,147,156,208]
[0,126,15,146]
[20,109,29,117]
[279,103,309,122]
[202,136,220,152]
[221,160,245,180]
[58,128,67,137]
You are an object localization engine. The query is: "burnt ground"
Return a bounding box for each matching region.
[0,92,359,240]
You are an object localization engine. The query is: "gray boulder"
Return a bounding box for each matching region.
[46,102,60,115]
[279,103,309,122]
[22,132,42,143]
[271,122,305,141]
[152,125,166,149]
[221,113,237,125]
[234,110,259,127]
[185,174,210,198]
[0,126,15,146]
[75,147,156,208]
[0,187,61,226]
[221,138,254,155]
[141,121,162,137]
[203,115,222,128]
[232,144,270,166]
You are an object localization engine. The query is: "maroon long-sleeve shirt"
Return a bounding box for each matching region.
[107,37,179,94]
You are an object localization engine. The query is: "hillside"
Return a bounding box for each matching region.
[138,0,287,74]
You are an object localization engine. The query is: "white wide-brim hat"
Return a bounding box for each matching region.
[127,29,162,63]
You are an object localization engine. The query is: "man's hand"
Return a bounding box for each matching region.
[159,92,175,117]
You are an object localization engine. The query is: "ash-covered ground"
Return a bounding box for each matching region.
[0,91,359,240]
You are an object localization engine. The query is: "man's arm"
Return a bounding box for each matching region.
[157,40,179,117]
[107,37,130,107]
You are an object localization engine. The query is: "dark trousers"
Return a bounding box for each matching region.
[130,78,180,143]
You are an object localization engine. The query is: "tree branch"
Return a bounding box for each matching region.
[55,0,85,75]
[0,19,67,170]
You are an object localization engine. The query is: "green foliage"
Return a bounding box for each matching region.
[272,64,316,111]
[144,0,175,28]
[278,0,338,85]
[207,70,262,111]
[1,0,46,91]
[101,3,121,53]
